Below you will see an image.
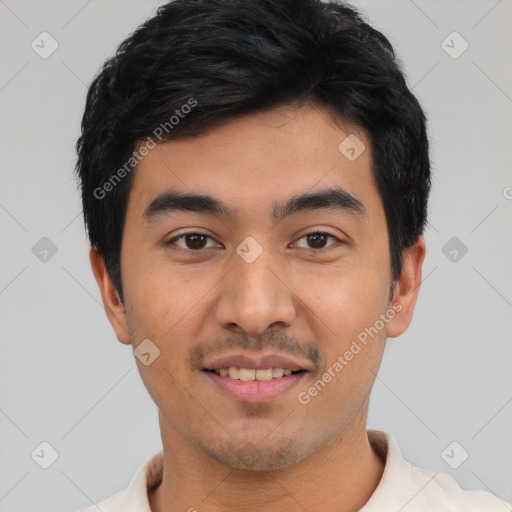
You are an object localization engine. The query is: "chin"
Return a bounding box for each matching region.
[198,435,315,471]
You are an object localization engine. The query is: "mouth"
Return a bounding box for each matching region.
[204,367,306,380]
[200,351,313,403]
[202,367,308,402]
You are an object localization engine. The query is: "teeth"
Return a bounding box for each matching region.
[239,368,256,381]
[256,369,273,381]
[213,367,298,380]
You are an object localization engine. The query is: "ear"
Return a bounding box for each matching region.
[89,248,131,345]
[386,237,426,338]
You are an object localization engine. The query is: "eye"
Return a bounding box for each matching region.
[166,231,343,252]
[293,232,343,250]
[167,233,221,251]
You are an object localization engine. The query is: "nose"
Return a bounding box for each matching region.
[214,247,297,337]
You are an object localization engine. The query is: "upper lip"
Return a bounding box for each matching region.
[202,351,313,372]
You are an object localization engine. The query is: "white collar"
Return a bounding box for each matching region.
[92,429,507,511]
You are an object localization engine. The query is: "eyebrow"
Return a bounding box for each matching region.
[143,187,366,224]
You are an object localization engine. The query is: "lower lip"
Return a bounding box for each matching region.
[203,371,307,402]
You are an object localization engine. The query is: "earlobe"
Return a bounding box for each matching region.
[386,237,426,339]
[89,248,131,345]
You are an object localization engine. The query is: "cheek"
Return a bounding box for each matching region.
[297,259,391,338]
[296,270,389,419]
[125,258,224,349]
[124,262,207,408]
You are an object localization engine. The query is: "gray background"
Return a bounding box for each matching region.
[0,0,511,510]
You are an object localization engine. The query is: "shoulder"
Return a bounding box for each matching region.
[407,465,510,511]
[74,450,163,512]
[365,430,510,512]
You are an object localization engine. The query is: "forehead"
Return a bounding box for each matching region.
[126,104,379,221]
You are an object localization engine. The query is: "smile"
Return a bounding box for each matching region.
[211,367,302,380]
[202,367,308,402]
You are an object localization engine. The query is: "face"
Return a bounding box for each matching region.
[91,103,425,470]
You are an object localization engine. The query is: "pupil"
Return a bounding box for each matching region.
[186,234,207,249]
[307,233,327,249]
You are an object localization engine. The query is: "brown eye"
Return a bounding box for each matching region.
[306,233,328,249]
[294,232,341,250]
[184,234,207,249]
[167,233,219,251]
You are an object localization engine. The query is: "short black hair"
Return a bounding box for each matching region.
[75,0,431,304]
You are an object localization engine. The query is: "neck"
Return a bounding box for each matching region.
[149,409,385,512]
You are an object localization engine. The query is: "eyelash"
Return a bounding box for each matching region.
[166,231,344,252]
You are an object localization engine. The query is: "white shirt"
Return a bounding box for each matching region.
[79,430,510,511]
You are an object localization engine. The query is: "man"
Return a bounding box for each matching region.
[75,0,510,510]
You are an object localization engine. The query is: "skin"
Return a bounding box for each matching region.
[90,103,426,512]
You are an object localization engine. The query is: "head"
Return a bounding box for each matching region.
[77,0,430,470]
